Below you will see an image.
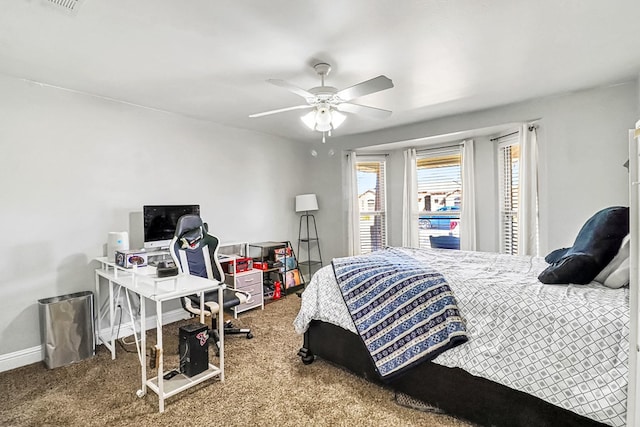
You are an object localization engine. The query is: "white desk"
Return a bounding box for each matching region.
[94,257,225,412]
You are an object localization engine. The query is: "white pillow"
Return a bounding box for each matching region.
[594,234,630,285]
[604,257,630,289]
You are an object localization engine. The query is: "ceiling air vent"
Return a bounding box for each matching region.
[46,0,82,12]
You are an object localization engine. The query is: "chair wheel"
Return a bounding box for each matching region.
[246,332,253,339]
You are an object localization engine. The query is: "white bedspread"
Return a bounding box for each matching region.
[293,247,629,427]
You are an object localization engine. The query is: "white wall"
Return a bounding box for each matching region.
[0,74,311,358]
[308,81,638,261]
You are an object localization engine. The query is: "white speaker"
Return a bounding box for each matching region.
[107,232,129,262]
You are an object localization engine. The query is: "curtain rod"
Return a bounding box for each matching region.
[490,122,539,142]
[349,152,389,157]
[416,142,463,155]
[490,131,519,142]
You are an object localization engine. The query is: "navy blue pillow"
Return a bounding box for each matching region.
[538,206,629,284]
[544,247,569,264]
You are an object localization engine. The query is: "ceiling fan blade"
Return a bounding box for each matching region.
[337,102,392,119]
[336,75,394,101]
[267,79,316,100]
[249,104,313,118]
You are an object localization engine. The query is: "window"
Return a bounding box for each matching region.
[498,134,520,255]
[356,158,387,253]
[416,147,462,249]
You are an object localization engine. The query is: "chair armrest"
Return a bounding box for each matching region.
[233,288,252,304]
[182,296,216,317]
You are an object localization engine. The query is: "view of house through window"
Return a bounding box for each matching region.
[417,147,462,249]
[498,134,520,254]
[356,158,387,254]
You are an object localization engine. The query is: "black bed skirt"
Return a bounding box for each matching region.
[300,320,609,427]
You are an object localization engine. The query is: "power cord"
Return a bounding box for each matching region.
[114,304,137,354]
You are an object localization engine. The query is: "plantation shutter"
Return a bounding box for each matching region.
[498,134,520,255]
[356,158,387,254]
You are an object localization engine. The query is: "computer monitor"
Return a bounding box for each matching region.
[143,205,200,250]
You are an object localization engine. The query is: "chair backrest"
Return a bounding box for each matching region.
[169,214,224,282]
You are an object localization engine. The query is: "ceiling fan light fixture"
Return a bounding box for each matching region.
[316,111,331,132]
[331,110,346,129]
[315,121,332,132]
[301,111,317,130]
[301,106,347,133]
[316,107,331,126]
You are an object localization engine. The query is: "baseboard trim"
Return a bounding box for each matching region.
[0,308,190,373]
[0,346,42,373]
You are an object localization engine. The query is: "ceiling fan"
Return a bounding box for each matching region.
[249,63,394,142]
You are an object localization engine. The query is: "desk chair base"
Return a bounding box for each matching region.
[210,319,253,356]
[182,287,254,352]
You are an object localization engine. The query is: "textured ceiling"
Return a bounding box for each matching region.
[1,0,639,143]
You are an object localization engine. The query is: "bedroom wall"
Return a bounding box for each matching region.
[306,80,639,262]
[0,73,311,365]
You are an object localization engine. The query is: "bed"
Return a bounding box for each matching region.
[294,246,629,427]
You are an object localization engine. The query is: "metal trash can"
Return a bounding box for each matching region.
[38,291,95,369]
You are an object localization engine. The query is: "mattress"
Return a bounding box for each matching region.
[293,247,629,427]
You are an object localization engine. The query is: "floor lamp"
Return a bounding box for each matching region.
[296,194,322,282]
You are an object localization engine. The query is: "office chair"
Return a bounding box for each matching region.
[169,214,253,355]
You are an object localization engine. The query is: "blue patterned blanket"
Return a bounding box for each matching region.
[332,248,467,379]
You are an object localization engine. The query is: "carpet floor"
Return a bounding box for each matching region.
[0,294,472,427]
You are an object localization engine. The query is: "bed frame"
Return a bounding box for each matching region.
[298,319,608,427]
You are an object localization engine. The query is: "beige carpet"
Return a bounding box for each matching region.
[0,295,472,427]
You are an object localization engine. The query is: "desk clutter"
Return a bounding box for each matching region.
[156,261,179,277]
[115,249,148,268]
[222,257,252,274]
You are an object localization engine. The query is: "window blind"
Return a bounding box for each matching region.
[356,159,387,254]
[498,134,520,255]
[416,146,462,249]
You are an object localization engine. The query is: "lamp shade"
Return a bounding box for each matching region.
[295,194,318,212]
[300,107,347,132]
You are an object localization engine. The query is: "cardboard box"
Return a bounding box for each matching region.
[115,250,148,268]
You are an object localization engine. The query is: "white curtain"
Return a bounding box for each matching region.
[460,139,477,251]
[517,124,539,256]
[345,152,361,256]
[402,148,419,247]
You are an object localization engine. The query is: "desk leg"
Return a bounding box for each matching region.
[94,271,100,353]
[218,285,224,382]
[139,296,147,398]
[200,292,205,324]
[156,299,164,413]
[108,279,116,360]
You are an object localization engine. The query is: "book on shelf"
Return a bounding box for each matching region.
[273,247,297,271]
